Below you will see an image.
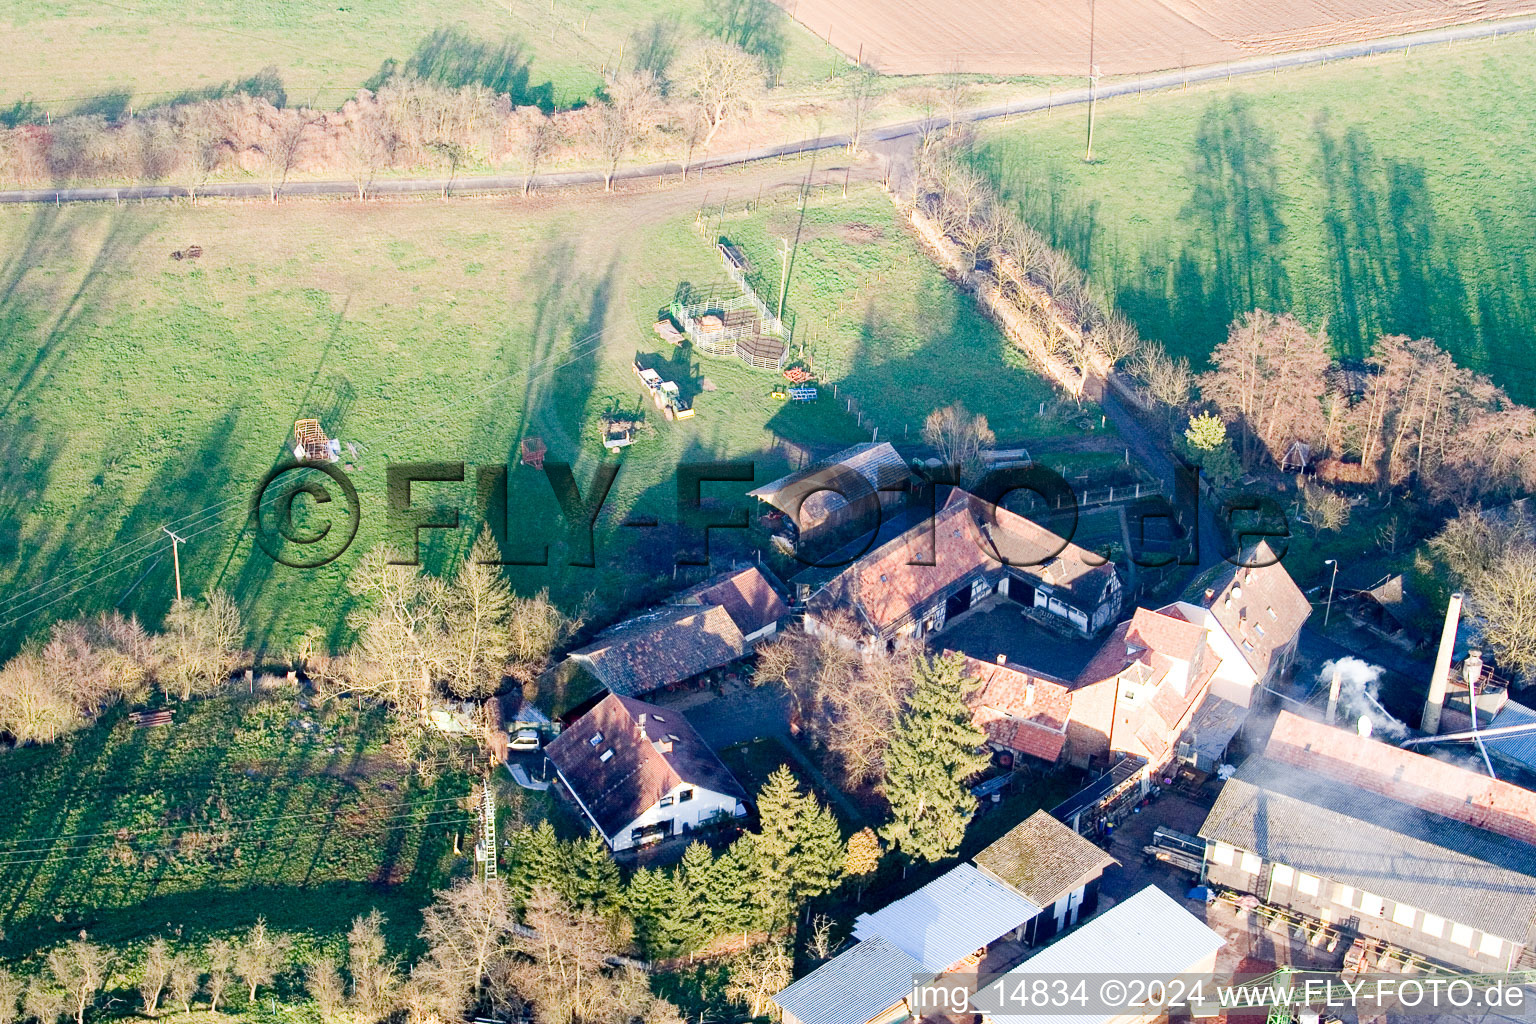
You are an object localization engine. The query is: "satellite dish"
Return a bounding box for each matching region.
[1358,716,1374,738]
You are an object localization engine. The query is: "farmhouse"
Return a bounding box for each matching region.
[562,565,787,697]
[749,441,912,550]
[1200,711,1536,971]
[800,489,1124,652]
[947,489,1122,636]
[1188,543,1310,691]
[545,693,747,852]
[959,574,1299,775]
[972,886,1224,1024]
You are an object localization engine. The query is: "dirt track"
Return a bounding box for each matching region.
[778,0,1536,75]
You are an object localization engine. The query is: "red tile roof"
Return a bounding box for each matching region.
[674,565,788,635]
[546,693,747,840]
[960,654,1074,763]
[1200,544,1310,679]
[810,499,991,632]
[946,490,1117,603]
[1127,606,1207,664]
[1266,711,1536,846]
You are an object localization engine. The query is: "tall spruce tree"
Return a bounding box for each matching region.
[752,766,846,921]
[504,821,565,905]
[564,829,622,912]
[880,653,989,864]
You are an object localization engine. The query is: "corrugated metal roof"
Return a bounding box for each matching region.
[771,935,924,1024]
[1485,701,1536,771]
[975,886,1224,1023]
[853,863,1039,972]
[1200,755,1536,939]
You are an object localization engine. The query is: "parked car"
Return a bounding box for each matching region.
[509,727,542,752]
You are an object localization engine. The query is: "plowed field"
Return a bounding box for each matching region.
[778,0,1536,74]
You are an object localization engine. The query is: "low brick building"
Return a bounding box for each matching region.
[1200,711,1536,970]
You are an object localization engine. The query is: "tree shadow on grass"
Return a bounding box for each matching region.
[370,26,555,111]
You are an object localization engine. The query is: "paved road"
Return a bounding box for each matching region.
[4,15,1534,206]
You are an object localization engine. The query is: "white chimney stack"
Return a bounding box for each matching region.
[1422,592,1463,735]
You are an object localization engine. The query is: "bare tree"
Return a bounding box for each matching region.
[203,939,236,1012]
[348,909,400,1016]
[674,40,764,147]
[517,108,557,195]
[1131,341,1192,410]
[417,877,515,1012]
[23,979,65,1024]
[595,71,658,191]
[0,653,81,745]
[1199,310,1330,469]
[723,942,792,1019]
[841,68,881,153]
[167,954,200,1015]
[506,588,579,676]
[154,591,244,701]
[940,64,971,136]
[139,937,172,1017]
[233,919,292,1003]
[0,969,19,1024]
[922,403,995,484]
[441,530,513,699]
[343,96,392,200]
[264,111,318,201]
[45,940,110,1024]
[346,546,448,724]
[304,955,347,1022]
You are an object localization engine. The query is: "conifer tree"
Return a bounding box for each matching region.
[504,821,564,905]
[751,766,846,921]
[880,653,989,864]
[624,867,676,958]
[564,829,622,911]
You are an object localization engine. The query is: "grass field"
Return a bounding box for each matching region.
[0,0,844,115]
[0,690,471,964]
[0,172,1085,658]
[969,32,1536,403]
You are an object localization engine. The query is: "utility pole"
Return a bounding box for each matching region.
[777,237,791,322]
[162,526,186,602]
[1084,0,1100,162]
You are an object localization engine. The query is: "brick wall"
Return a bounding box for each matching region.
[1266,712,1536,846]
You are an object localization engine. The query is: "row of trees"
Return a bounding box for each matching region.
[0,594,242,745]
[0,918,294,1024]
[0,35,774,192]
[1196,311,1536,504]
[913,144,1144,382]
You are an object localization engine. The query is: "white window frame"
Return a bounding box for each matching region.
[1359,893,1385,917]
[1213,842,1235,866]
[1240,851,1263,875]
[1270,864,1295,888]
[1391,903,1417,927]
[1452,923,1476,947]
[1297,874,1320,897]
[1421,914,1445,939]
[1334,884,1355,906]
[1480,933,1504,957]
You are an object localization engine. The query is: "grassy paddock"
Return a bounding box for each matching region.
[0,691,470,963]
[0,0,842,114]
[0,177,1075,656]
[970,32,1536,402]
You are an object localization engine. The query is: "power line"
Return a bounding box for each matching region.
[0,321,617,636]
[0,794,474,850]
[0,813,476,871]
